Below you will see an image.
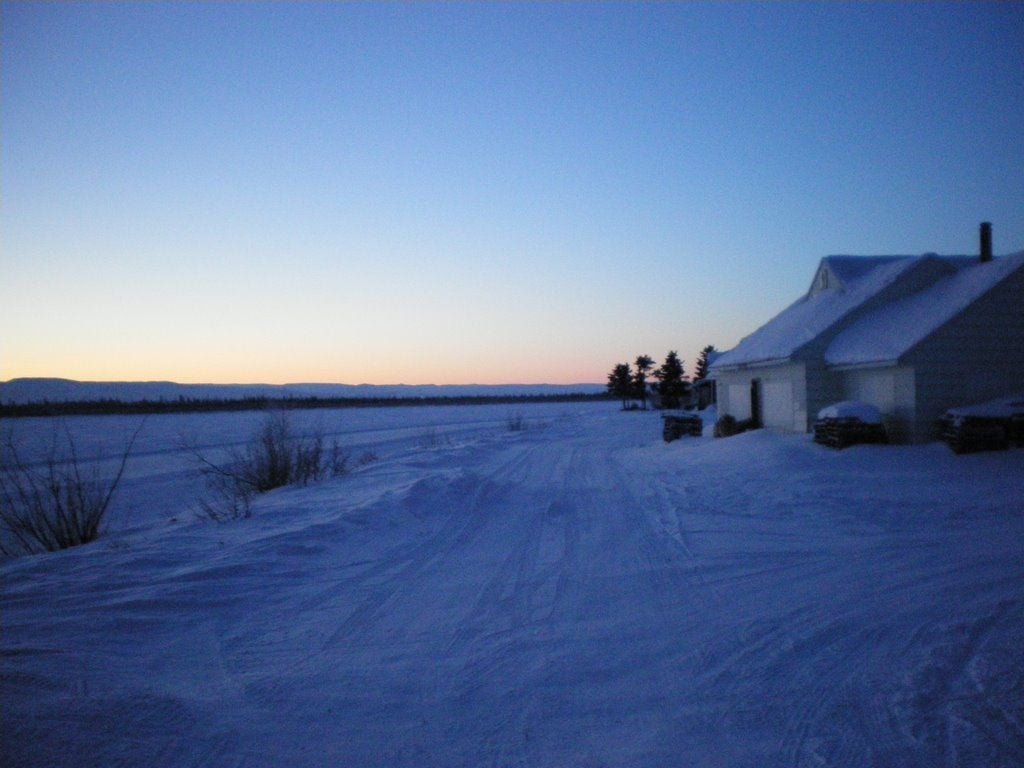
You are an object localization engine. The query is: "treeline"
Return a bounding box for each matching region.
[0,392,610,419]
[607,346,717,410]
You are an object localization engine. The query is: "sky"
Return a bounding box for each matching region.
[2,2,1023,386]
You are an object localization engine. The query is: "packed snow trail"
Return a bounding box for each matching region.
[3,404,1023,767]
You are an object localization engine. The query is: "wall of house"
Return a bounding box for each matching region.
[839,366,916,442]
[803,361,845,431]
[715,363,807,431]
[905,267,1024,441]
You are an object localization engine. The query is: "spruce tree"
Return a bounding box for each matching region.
[695,345,718,381]
[653,351,687,409]
[606,363,633,409]
[633,355,654,410]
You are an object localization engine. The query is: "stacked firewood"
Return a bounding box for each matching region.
[940,415,1011,454]
[662,414,703,443]
[813,418,887,450]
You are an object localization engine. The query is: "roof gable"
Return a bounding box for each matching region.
[810,256,906,295]
[825,252,1024,367]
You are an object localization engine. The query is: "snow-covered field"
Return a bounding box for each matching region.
[3,402,1023,767]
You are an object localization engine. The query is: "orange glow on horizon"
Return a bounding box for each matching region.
[0,359,606,387]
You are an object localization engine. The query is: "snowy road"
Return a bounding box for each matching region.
[3,405,1024,766]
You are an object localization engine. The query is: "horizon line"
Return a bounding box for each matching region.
[1,377,605,388]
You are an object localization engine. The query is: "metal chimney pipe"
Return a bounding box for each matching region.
[980,222,992,263]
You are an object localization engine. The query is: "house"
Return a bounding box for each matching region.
[710,224,1024,442]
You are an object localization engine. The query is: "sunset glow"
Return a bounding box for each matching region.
[3,3,1022,385]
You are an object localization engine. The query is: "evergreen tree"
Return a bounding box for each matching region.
[653,350,687,409]
[606,363,633,409]
[695,345,718,381]
[633,355,654,410]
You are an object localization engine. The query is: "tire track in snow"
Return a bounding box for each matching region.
[318,471,511,650]
[299,439,541,650]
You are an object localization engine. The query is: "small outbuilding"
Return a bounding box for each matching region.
[710,224,1024,442]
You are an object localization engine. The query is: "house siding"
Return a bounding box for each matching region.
[904,267,1024,441]
[803,362,844,432]
[723,380,752,421]
[715,363,807,432]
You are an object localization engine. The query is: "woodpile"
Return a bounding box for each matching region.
[662,414,703,443]
[941,415,1014,454]
[813,417,887,450]
[941,395,1024,454]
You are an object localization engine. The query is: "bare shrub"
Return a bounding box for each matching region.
[193,411,348,521]
[355,450,378,467]
[194,466,255,523]
[0,421,143,556]
[419,427,450,449]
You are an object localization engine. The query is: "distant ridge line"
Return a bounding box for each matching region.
[0,393,610,419]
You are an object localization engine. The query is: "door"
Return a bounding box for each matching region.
[750,379,762,428]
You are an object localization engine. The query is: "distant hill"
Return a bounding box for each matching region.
[0,378,605,405]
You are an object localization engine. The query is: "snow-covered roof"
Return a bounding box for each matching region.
[820,256,905,286]
[826,252,1024,366]
[712,256,939,369]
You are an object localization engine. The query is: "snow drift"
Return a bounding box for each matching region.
[2,403,1023,767]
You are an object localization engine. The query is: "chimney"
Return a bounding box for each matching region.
[980,221,992,263]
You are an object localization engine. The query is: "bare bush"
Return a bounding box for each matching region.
[193,411,348,521]
[355,450,378,467]
[418,427,450,449]
[0,421,143,556]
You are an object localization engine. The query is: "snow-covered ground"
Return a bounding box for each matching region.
[3,402,1023,767]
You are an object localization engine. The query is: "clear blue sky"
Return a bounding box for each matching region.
[3,2,1022,384]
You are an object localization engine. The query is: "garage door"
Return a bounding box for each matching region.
[762,381,793,430]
